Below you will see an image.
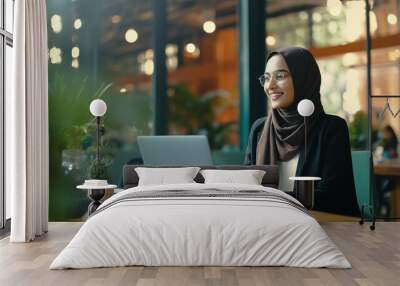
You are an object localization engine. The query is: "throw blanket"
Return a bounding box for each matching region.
[93,188,309,217]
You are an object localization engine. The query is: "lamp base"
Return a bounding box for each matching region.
[289,176,321,210]
[88,189,105,215]
[296,181,314,210]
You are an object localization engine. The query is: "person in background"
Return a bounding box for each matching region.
[376,125,399,216]
[244,46,360,216]
[380,125,398,159]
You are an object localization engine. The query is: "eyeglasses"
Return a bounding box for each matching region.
[258,70,291,87]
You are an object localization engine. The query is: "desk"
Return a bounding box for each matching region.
[374,160,400,217]
[311,211,358,222]
[374,160,400,176]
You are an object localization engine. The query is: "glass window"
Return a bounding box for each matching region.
[5,0,14,33]
[2,0,14,229]
[47,0,243,220]
[317,53,368,150]
[166,1,239,151]
[0,1,3,29]
[47,0,154,220]
[5,43,12,220]
[370,46,400,218]
[266,0,400,49]
[312,6,346,47]
[0,37,3,228]
[369,0,400,219]
[266,10,309,49]
[314,49,400,152]
[371,0,399,38]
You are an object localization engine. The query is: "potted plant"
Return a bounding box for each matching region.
[88,157,108,180]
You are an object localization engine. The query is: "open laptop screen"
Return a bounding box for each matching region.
[137,135,213,166]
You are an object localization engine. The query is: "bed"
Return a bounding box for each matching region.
[50,165,350,269]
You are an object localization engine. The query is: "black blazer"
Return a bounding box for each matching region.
[245,113,360,216]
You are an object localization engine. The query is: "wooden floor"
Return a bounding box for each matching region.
[0,222,399,286]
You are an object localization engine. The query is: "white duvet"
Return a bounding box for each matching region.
[50,183,351,269]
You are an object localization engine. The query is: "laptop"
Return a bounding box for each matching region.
[137,135,213,166]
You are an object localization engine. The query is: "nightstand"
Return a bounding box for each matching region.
[77,183,117,215]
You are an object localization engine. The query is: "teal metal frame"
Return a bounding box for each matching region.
[239,0,267,150]
[152,0,168,135]
[365,0,400,228]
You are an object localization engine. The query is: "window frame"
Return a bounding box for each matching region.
[0,0,14,230]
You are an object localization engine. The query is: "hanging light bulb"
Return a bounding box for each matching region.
[387,13,398,25]
[125,28,138,43]
[326,0,343,17]
[203,20,216,33]
[74,18,82,30]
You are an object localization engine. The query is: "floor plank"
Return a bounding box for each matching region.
[0,222,399,286]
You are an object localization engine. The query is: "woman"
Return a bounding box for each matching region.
[245,47,360,216]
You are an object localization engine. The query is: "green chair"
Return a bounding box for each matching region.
[351,150,375,229]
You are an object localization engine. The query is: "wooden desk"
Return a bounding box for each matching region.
[311,211,358,222]
[374,160,400,217]
[374,160,400,176]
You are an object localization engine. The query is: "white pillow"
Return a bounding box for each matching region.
[200,169,266,185]
[135,167,200,186]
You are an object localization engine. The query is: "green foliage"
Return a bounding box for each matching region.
[168,85,234,149]
[348,110,378,150]
[88,158,108,180]
[49,69,112,138]
[65,125,87,150]
[48,65,113,220]
[349,111,367,149]
[48,67,235,220]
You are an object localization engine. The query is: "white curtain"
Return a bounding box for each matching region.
[8,0,49,242]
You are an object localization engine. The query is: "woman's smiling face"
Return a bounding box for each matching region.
[263,55,295,109]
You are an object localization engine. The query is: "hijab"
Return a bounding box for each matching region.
[256,47,325,165]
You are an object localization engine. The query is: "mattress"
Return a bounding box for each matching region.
[50,183,350,269]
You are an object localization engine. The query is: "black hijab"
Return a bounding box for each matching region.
[256,47,325,165]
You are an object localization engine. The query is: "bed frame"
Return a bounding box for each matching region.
[123,165,279,189]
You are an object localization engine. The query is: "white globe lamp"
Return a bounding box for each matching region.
[297,99,315,162]
[89,99,107,164]
[90,99,107,117]
[297,99,314,117]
